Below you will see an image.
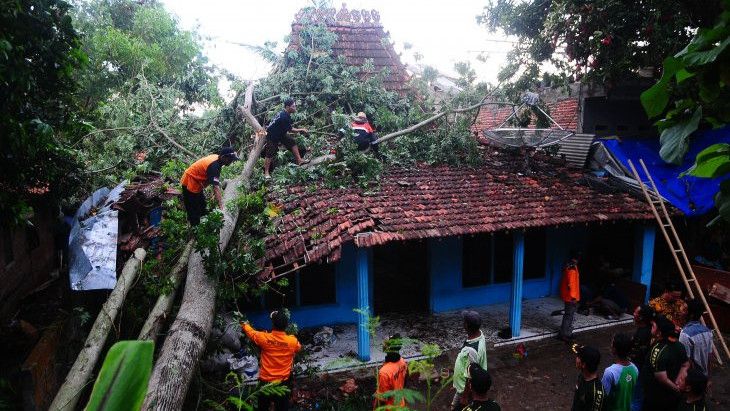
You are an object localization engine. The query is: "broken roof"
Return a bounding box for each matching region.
[263,150,655,277]
[288,4,410,92]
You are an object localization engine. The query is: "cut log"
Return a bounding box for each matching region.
[142,82,265,411]
[49,248,147,411]
[138,240,194,342]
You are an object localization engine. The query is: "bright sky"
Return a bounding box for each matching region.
[161,0,514,85]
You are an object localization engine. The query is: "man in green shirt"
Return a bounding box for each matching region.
[643,315,690,411]
[451,310,488,411]
[601,333,638,411]
[572,344,605,411]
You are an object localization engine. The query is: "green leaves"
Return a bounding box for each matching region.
[85,340,154,411]
[641,57,684,119]
[686,143,730,177]
[658,106,703,164]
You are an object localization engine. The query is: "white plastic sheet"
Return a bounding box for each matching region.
[68,181,127,291]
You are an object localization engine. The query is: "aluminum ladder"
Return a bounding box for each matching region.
[628,158,730,363]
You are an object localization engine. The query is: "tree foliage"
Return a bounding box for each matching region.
[641,0,730,222]
[479,0,722,88]
[0,0,86,224]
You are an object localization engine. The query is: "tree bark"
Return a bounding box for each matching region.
[142,82,265,411]
[49,248,147,411]
[138,240,194,342]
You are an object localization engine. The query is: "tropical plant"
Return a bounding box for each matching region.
[641,0,730,222]
[85,340,154,411]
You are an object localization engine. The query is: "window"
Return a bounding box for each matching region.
[524,229,546,279]
[299,263,336,306]
[462,232,513,286]
[462,234,491,287]
[263,262,337,309]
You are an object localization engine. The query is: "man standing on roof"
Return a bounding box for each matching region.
[241,310,301,411]
[350,112,379,154]
[180,147,239,226]
[264,98,309,180]
[451,310,488,411]
[559,253,581,342]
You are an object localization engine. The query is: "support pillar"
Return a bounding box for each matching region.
[633,225,656,303]
[510,231,525,338]
[356,246,371,361]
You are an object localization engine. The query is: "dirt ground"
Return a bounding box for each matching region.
[292,324,730,410]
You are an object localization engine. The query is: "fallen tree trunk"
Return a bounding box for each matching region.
[142,83,265,411]
[50,248,147,411]
[138,240,194,342]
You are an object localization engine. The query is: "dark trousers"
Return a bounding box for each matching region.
[182,185,207,226]
[560,301,577,338]
[256,378,291,411]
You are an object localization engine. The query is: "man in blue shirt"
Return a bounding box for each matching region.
[679,299,714,377]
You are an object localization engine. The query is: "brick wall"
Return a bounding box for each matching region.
[473,97,580,133]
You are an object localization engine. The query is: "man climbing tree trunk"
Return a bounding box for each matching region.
[142,83,265,410]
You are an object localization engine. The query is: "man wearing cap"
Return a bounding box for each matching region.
[180,147,239,226]
[264,98,309,179]
[350,112,379,154]
[572,344,605,411]
[241,310,301,411]
[452,310,489,411]
[375,334,408,409]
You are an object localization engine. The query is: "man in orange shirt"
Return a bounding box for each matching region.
[375,334,408,409]
[558,254,581,342]
[180,147,239,226]
[241,310,301,411]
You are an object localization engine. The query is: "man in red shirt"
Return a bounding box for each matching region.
[241,310,301,411]
[180,147,239,225]
[350,112,379,155]
[558,254,581,342]
[375,334,408,409]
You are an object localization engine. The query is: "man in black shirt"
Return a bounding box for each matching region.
[678,368,709,411]
[572,344,604,411]
[461,364,500,411]
[643,315,690,411]
[264,98,309,179]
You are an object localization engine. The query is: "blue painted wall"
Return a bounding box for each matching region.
[428,234,553,313]
[248,244,361,330]
[633,225,656,302]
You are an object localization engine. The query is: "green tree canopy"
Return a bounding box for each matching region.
[479,0,722,88]
[0,0,86,223]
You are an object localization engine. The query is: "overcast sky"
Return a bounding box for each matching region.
[160,0,514,84]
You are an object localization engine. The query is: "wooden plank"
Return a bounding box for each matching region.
[710,282,730,305]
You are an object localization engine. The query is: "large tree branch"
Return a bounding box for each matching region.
[50,249,147,411]
[142,82,265,411]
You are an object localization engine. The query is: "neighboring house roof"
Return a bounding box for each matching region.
[263,150,655,276]
[288,4,410,92]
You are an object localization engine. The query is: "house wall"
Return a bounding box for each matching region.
[248,224,654,330]
[0,209,58,321]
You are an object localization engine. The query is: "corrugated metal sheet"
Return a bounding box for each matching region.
[558,133,595,168]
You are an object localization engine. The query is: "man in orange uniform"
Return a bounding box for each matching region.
[180,147,239,226]
[559,254,581,342]
[242,310,301,411]
[375,334,408,409]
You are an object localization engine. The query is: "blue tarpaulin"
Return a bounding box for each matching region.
[602,127,730,216]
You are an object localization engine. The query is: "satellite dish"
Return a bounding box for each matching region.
[482,92,575,148]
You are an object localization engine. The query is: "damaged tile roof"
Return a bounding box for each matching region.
[263,151,656,276]
[288,4,410,92]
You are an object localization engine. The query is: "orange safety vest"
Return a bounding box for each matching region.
[560,265,580,302]
[180,154,218,193]
[242,323,301,382]
[375,358,408,408]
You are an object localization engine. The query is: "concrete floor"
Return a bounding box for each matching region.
[296,296,632,373]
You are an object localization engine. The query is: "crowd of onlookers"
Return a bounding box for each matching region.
[236,278,716,411]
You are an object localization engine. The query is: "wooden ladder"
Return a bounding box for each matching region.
[628,158,730,363]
